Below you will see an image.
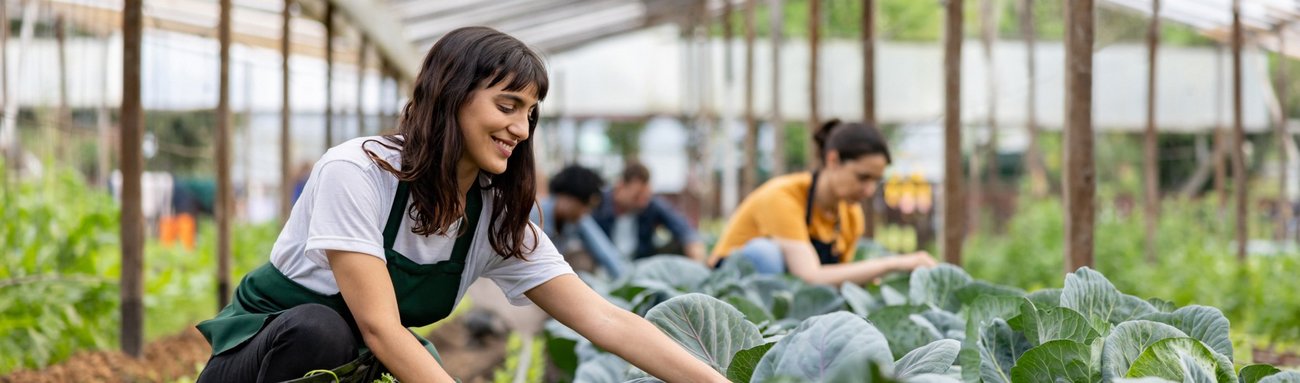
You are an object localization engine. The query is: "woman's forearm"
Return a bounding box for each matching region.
[590,309,727,382]
[811,257,904,285]
[361,324,456,383]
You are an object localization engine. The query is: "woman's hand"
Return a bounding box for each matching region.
[892,251,938,272]
[527,274,730,382]
[327,250,458,383]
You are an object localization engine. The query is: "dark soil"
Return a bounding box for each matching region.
[1,318,510,383]
[0,327,210,383]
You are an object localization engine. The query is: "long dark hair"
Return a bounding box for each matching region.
[365,27,548,260]
[812,119,892,165]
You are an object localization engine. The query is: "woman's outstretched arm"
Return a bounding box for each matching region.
[526,274,729,383]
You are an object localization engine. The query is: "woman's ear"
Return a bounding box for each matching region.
[824,150,841,168]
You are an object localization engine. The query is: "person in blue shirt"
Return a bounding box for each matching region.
[591,162,707,263]
[533,165,627,278]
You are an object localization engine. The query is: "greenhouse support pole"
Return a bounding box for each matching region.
[943,0,964,265]
[1064,0,1096,272]
[743,0,757,196]
[862,0,876,238]
[216,0,233,309]
[1020,0,1047,197]
[1143,0,1160,264]
[358,35,368,137]
[1231,0,1247,261]
[807,0,820,168]
[281,0,293,224]
[769,0,784,176]
[121,0,145,358]
[98,34,112,189]
[324,2,334,150]
[56,15,69,164]
[1275,26,1291,241]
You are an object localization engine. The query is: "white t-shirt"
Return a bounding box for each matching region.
[269,136,574,306]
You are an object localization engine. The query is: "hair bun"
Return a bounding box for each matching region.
[813,119,842,150]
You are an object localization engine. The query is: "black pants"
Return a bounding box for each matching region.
[196,304,359,383]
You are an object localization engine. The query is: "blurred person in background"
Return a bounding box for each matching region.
[591,161,707,263]
[708,119,936,286]
[532,164,626,278]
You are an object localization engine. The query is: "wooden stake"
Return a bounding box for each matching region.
[743,0,757,195]
[808,0,820,167]
[120,0,145,358]
[862,0,876,238]
[1231,0,1247,261]
[216,0,233,309]
[281,0,293,224]
[770,0,785,176]
[1143,0,1160,263]
[1064,0,1096,272]
[943,0,965,265]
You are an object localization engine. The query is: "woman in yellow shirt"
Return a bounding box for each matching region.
[709,120,936,285]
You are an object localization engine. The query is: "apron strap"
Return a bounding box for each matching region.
[805,171,819,226]
[449,184,483,265]
[383,181,411,250]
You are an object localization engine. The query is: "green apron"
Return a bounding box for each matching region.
[196,180,482,362]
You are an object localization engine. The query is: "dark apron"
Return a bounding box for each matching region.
[806,171,842,265]
[196,180,482,364]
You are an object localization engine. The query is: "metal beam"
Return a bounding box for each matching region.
[323,0,420,82]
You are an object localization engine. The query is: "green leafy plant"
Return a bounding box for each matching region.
[546,256,1288,383]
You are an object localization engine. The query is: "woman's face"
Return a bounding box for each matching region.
[458,79,538,174]
[824,151,888,202]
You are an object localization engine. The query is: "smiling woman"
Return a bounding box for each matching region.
[192,27,728,383]
[708,119,938,286]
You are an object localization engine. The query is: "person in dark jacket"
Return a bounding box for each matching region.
[591,161,707,263]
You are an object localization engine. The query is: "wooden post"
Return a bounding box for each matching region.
[120,0,145,358]
[358,35,368,137]
[808,0,820,167]
[98,35,112,189]
[862,0,876,238]
[1231,0,1247,261]
[1275,27,1291,241]
[0,1,6,175]
[324,2,334,150]
[55,15,69,164]
[216,0,233,309]
[1064,0,1096,272]
[770,0,785,176]
[943,0,964,265]
[1216,45,1228,209]
[1143,0,1160,264]
[281,0,293,224]
[743,0,757,195]
[1020,0,1047,197]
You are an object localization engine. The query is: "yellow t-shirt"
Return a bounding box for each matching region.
[709,172,864,266]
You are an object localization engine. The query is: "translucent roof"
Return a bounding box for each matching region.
[1103,0,1300,55]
